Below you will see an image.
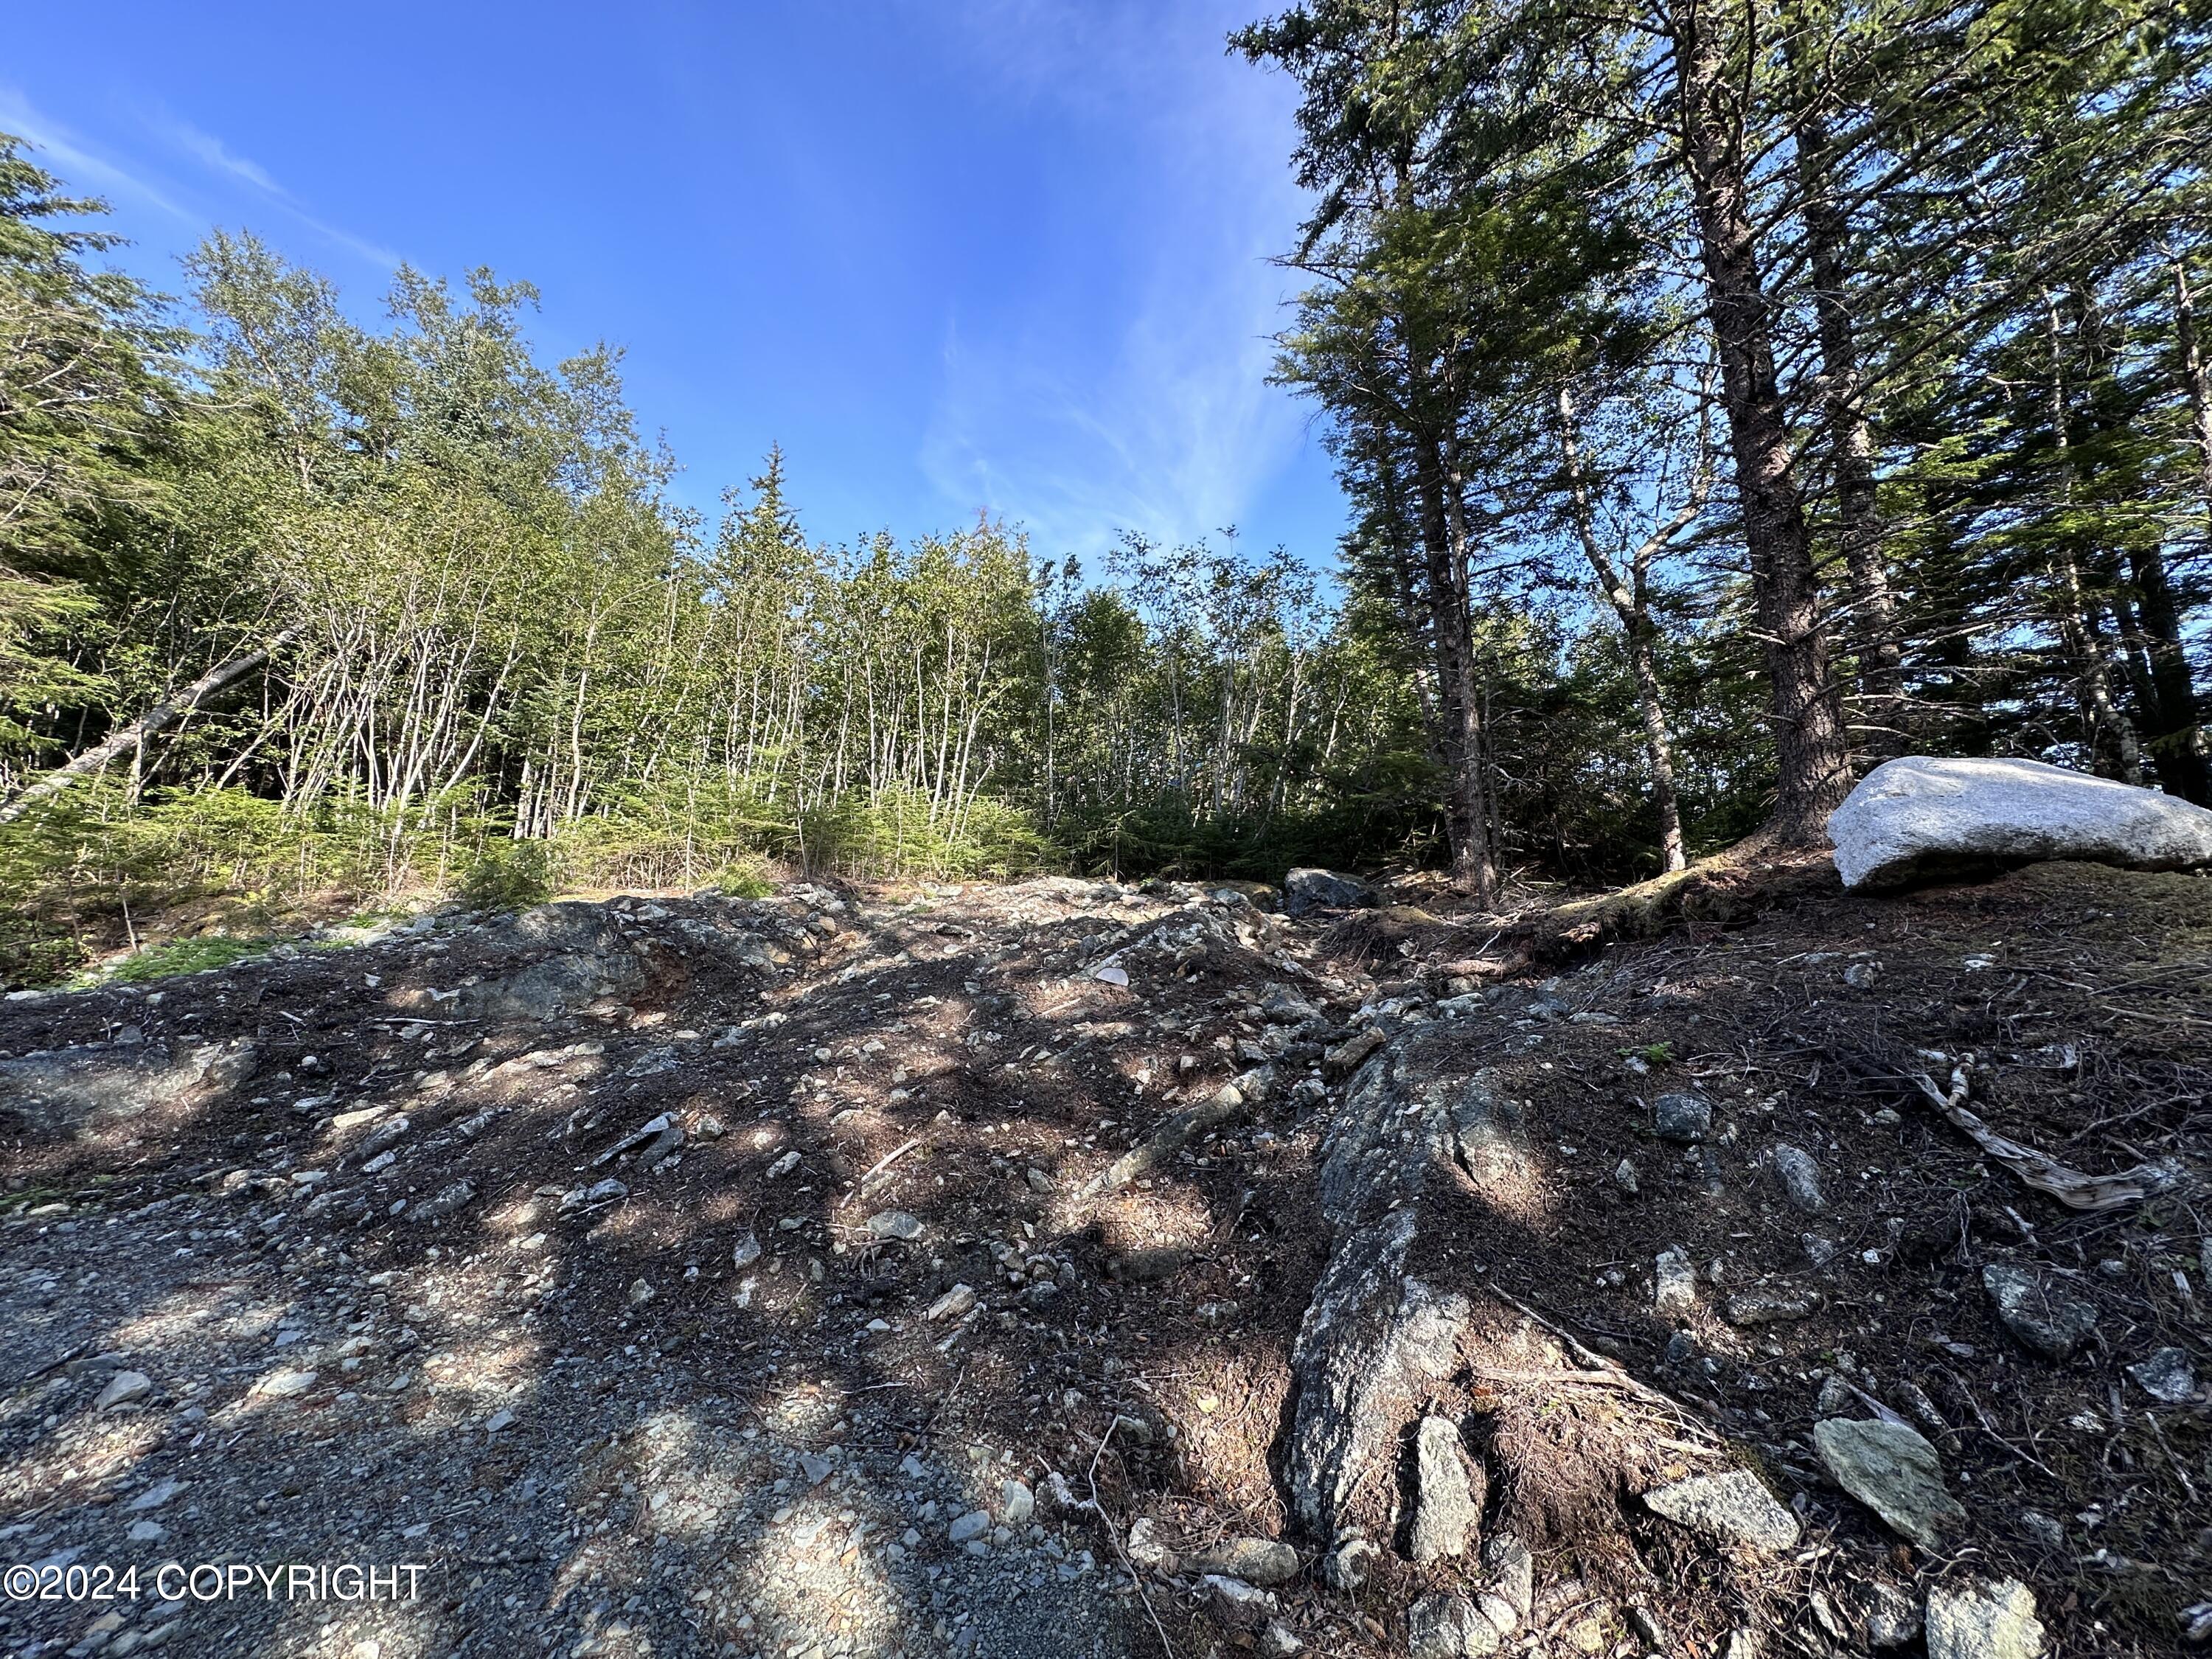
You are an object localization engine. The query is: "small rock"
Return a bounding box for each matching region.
[1125,1517,1175,1571]
[1282,868,1375,916]
[866,1210,924,1242]
[1321,1533,1374,1590]
[627,1278,654,1308]
[560,1178,627,1214]
[1200,1574,1278,1630]
[1924,1577,2045,1659]
[125,1520,166,1543]
[1982,1263,2098,1360]
[411,1179,477,1224]
[1767,1144,1826,1212]
[1410,1415,1478,1563]
[96,1371,152,1410]
[948,1511,990,1544]
[127,1478,184,1512]
[1802,1233,1838,1268]
[1408,1593,1500,1658]
[1655,1246,1697,1315]
[1613,1159,1638,1194]
[999,1478,1033,1524]
[1187,1537,1298,1587]
[799,1453,833,1486]
[1814,1416,1964,1549]
[253,1369,319,1400]
[1653,1092,1711,1144]
[1322,1026,1386,1082]
[2124,1346,2196,1403]
[1024,1166,1054,1192]
[928,1283,978,1321]
[1483,1533,1532,1621]
[766,1150,801,1178]
[1260,1619,1302,1658]
[1722,1287,1820,1326]
[731,1230,762,1269]
[1642,1469,1801,1553]
[1863,1581,1921,1647]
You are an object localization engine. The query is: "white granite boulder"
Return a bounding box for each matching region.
[1827,756,2212,888]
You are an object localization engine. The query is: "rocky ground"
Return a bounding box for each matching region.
[0,860,2205,1659]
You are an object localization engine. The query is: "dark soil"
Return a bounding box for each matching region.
[0,860,2205,1658]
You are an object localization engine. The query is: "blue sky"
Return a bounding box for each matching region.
[3,0,1346,566]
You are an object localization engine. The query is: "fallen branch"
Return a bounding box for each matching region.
[0,630,297,827]
[1484,1279,1728,1444]
[1910,1060,2176,1212]
[1067,1419,1177,1659]
[1084,1085,1244,1196]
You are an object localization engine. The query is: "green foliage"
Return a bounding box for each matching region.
[456,839,556,912]
[91,934,274,986]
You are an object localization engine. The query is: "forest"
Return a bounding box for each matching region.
[2,0,2210,981]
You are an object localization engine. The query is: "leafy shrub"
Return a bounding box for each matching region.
[456,839,557,911]
[95,935,275,985]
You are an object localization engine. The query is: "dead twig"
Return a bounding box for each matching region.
[1909,1059,2174,1211]
[1484,1278,1728,1444]
[1077,1418,1177,1659]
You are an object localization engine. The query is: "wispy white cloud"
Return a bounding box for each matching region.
[161,116,282,195]
[0,88,193,220]
[912,0,1322,560]
[152,111,402,270]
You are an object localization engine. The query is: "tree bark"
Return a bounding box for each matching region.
[0,632,297,826]
[1411,439,1498,901]
[1672,0,1852,841]
[1790,67,1902,752]
[1557,388,1690,871]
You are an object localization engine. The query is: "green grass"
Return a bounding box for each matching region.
[86,935,276,986]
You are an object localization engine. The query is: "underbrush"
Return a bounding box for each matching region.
[0,779,1062,986]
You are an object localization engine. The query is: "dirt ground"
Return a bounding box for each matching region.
[0,859,2205,1659]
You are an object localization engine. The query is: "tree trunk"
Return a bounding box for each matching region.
[2177,257,2212,548]
[2044,295,2145,785]
[1557,388,1688,870]
[2124,543,2209,801]
[1411,440,1498,902]
[1792,83,1902,752]
[1672,0,1852,841]
[0,633,297,826]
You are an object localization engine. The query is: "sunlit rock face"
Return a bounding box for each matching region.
[1827,754,2212,888]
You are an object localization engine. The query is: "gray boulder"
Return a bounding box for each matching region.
[1410,1415,1478,1563]
[1407,1593,1500,1658]
[1642,1469,1801,1552]
[1282,868,1376,916]
[1828,754,2212,889]
[1653,1092,1711,1143]
[1285,1041,1523,1540]
[1814,1417,1964,1549]
[1185,1537,1298,1587]
[1982,1264,2098,1361]
[463,947,644,1021]
[0,1037,258,1137]
[1924,1578,2045,1659]
[1766,1144,1826,1212]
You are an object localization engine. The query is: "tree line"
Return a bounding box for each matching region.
[2,0,2208,973]
[1237,0,2212,900]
